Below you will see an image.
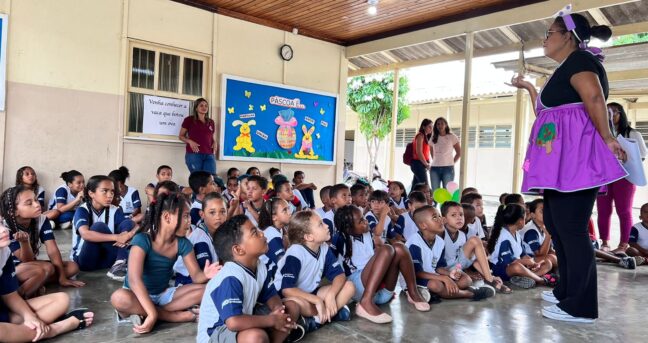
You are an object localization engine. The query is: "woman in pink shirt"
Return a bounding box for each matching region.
[179,98,217,175]
[429,117,461,193]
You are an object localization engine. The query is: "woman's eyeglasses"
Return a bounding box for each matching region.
[545,30,566,39]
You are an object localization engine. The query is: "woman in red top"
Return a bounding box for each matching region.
[179,98,217,175]
[410,119,433,187]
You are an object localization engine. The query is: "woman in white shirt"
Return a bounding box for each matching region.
[596,102,647,253]
[429,117,461,194]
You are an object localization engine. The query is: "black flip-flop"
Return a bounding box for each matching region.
[58,308,92,330]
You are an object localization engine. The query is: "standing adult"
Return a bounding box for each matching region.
[597,102,647,253]
[510,11,626,323]
[179,98,217,175]
[429,117,461,193]
[410,119,432,187]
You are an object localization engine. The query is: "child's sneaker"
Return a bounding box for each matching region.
[618,256,636,270]
[634,256,646,266]
[510,276,536,289]
[287,320,306,343]
[332,305,351,321]
[469,286,495,301]
[60,222,72,230]
[417,286,431,303]
[107,260,127,282]
[300,316,321,333]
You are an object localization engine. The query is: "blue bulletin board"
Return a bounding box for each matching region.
[220,75,338,165]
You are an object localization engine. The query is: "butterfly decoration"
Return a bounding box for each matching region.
[244,90,251,98]
[320,108,325,115]
[260,105,266,111]
[227,107,235,114]
[313,101,319,107]
[249,104,254,111]
[316,133,320,139]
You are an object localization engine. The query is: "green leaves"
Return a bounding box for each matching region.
[347,73,411,141]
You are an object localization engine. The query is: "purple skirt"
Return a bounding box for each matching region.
[521,103,627,194]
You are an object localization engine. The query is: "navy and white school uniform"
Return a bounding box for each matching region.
[71,203,134,271]
[519,221,546,256]
[629,222,648,250]
[443,229,469,267]
[197,261,277,343]
[222,190,235,203]
[174,223,218,286]
[259,226,285,280]
[321,209,336,237]
[35,186,46,210]
[466,217,486,239]
[293,189,309,209]
[488,228,525,281]
[190,199,202,227]
[244,208,259,228]
[406,232,447,286]
[48,184,79,224]
[274,243,343,295]
[365,211,394,243]
[119,186,142,218]
[6,215,55,266]
[392,212,418,242]
[390,197,408,210]
[0,247,20,323]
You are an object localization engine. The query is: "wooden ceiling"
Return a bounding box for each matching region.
[174,0,547,45]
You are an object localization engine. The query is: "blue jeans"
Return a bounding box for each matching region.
[430,166,454,193]
[185,153,216,175]
[410,159,429,188]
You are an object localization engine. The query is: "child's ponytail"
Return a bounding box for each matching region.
[142,192,188,240]
[334,205,357,260]
[487,203,526,254]
[258,197,283,230]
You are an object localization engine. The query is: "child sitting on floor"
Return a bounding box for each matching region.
[0,222,94,341]
[322,184,352,237]
[391,191,428,242]
[109,166,143,224]
[188,171,218,227]
[174,192,226,285]
[409,206,495,301]
[274,211,355,331]
[350,184,369,214]
[244,175,268,227]
[627,203,648,264]
[519,199,558,269]
[441,202,509,294]
[387,181,408,213]
[333,205,429,324]
[196,215,303,343]
[48,170,85,229]
[315,186,332,220]
[258,197,291,279]
[365,190,395,244]
[460,193,488,239]
[487,204,556,289]
[1,186,85,297]
[111,192,221,334]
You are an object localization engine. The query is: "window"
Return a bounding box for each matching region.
[127,41,209,139]
[477,125,512,148]
[395,128,417,147]
[637,121,648,142]
[451,127,476,148]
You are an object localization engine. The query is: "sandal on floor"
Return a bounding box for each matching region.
[600,244,611,252]
[355,304,392,324]
[58,308,93,330]
[634,256,646,266]
[542,273,559,287]
[509,276,536,289]
[484,277,512,294]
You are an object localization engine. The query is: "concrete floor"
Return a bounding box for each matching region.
[44,200,644,343]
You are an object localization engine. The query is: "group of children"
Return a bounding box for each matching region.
[2,164,648,342]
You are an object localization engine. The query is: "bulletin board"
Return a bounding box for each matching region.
[219,75,338,165]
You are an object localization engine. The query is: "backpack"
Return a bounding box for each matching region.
[403,142,414,165]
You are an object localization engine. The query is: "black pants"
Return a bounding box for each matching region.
[300,188,316,209]
[410,159,428,188]
[543,187,599,319]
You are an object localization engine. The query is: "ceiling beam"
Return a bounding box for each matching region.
[380,51,401,64]
[498,26,522,43]
[613,21,648,36]
[608,68,648,81]
[588,8,613,26]
[432,40,457,54]
[348,40,543,77]
[346,0,638,58]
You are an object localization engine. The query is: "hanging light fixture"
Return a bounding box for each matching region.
[367,0,378,15]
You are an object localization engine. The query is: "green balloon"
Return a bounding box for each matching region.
[452,190,461,202]
[433,188,452,204]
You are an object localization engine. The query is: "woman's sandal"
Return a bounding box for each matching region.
[484,277,512,294]
[355,304,392,324]
[58,308,93,330]
[542,273,559,287]
[406,291,431,312]
[509,276,536,289]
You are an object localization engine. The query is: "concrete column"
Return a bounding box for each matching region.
[389,69,400,179]
[459,32,474,190]
[512,48,526,192]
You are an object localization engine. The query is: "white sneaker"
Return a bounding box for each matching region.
[541,290,559,304]
[541,305,595,323]
[60,222,72,230]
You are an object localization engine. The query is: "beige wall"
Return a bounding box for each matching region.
[0,0,347,208]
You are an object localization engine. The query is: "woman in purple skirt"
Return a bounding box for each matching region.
[511,8,627,323]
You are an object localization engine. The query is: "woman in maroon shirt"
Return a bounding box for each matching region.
[179,98,217,175]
